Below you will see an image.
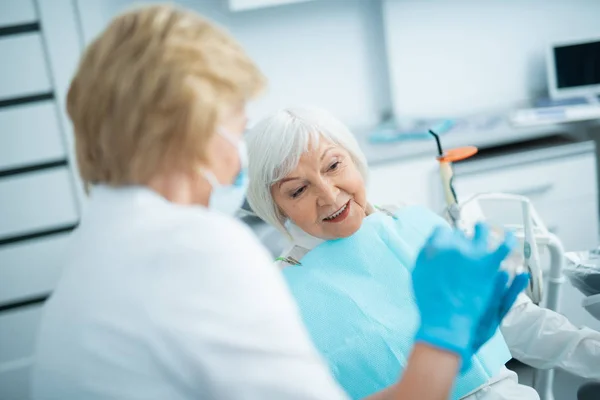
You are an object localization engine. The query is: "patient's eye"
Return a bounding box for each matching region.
[328,161,341,171]
[291,186,307,199]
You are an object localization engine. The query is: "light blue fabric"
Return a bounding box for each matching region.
[283,206,512,400]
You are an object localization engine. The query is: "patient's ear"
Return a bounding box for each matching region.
[274,204,287,220]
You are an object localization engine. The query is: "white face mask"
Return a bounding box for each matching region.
[200,129,249,216]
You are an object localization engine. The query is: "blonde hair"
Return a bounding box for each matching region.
[67,4,265,188]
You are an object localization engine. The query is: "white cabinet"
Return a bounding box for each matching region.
[0,33,52,100]
[0,168,79,240]
[0,234,71,304]
[0,1,83,397]
[0,102,66,170]
[228,0,315,12]
[368,142,600,253]
[369,141,599,250]
[0,0,36,27]
[0,307,42,366]
[0,307,43,400]
[0,362,31,400]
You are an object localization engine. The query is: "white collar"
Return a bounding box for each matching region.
[285,202,388,252]
[286,222,324,252]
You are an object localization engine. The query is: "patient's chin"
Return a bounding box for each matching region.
[334,226,360,239]
[324,211,363,239]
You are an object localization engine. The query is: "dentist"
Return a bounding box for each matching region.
[31,4,523,400]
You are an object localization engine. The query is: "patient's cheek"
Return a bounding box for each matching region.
[335,210,364,239]
[350,210,365,231]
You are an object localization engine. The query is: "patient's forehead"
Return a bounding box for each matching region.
[272,134,345,184]
[298,138,343,165]
[307,136,334,154]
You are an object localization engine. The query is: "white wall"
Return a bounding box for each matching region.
[383,0,600,118]
[74,0,600,121]
[76,0,390,130]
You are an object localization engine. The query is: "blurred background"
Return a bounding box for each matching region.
[2,0,600,398]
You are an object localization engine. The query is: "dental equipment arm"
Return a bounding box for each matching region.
[456,193,544,303]
[530,232,564,400]
[427,127,573,400]
[452,193,567,400]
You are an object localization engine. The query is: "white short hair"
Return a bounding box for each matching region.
[246,106,369,236]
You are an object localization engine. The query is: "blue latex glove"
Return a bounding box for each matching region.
[459,270,530,371]
[470,270,530,355]
[412,222,517,362]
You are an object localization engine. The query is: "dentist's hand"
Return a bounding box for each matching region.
[411,223,517,364]
[458,268,529,372]
[469,270,530,355]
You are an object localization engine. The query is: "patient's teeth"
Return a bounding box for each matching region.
[325,203,347,220]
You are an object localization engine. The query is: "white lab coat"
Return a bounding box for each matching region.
[277,204,600,399]
[501,293,600,379]
[31,186,348,400]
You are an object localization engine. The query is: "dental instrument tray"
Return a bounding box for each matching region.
[564,249,600,321]
[564,249,600,297]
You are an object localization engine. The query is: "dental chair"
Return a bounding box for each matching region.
[564,252,600,400]
[578,382,600,400]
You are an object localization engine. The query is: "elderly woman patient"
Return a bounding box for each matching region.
[246,107,600,400]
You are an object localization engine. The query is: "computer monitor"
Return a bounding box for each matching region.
[547,36,600,99]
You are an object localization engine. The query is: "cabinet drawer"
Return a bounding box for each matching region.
[454,153,596,206]
[0,307,40,399]
[0,102,66,171]
[0,234,70,305]
[0,0,36,27]
[0,364,31,400]
[0,168,78,240]
[0,33,52,100]
[0,306,42,365]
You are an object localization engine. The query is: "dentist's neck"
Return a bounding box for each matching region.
[148,171,211,207]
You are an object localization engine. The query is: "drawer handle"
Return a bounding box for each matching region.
[512,183,554,198]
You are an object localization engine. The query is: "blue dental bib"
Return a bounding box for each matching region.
[283,206,511,399]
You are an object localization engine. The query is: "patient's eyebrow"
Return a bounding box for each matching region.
[321,146,336,161]
[278,177,301,187]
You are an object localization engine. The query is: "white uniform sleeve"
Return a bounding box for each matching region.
[149,219,349,400]
[500,293,600,379]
